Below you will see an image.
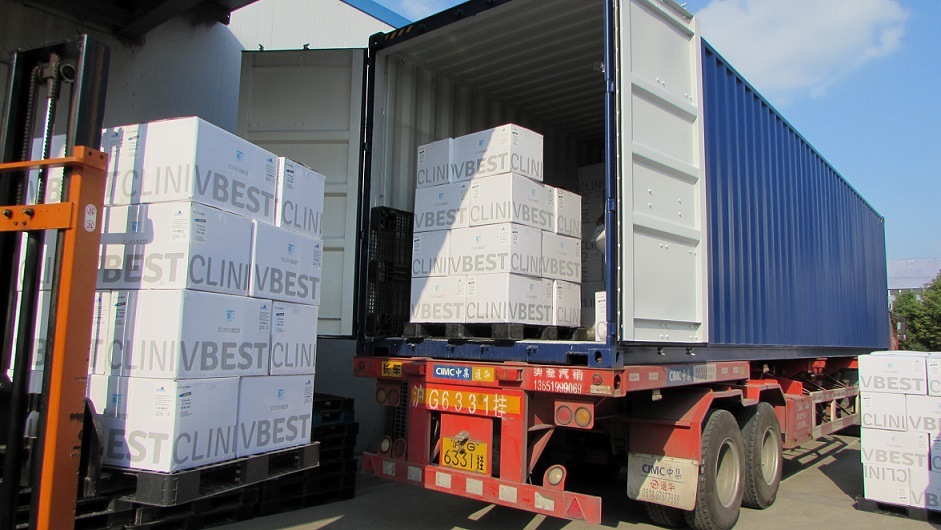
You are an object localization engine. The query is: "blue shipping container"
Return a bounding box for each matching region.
[701,42,889,352]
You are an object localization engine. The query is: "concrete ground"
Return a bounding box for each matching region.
[222,434,938,529]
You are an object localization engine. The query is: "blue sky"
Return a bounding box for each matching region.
[374,0,940,260]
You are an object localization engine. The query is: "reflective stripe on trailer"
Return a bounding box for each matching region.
[361,453,603,524]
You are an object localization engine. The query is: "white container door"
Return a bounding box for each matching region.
[617,0,708,343]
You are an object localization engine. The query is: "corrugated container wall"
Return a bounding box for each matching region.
[701,42,889,350]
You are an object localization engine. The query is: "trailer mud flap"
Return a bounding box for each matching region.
[627,452,698,510]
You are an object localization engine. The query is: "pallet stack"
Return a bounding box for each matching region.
[859,351,941,518]
[253,393,359,516]
[408,124,582,336]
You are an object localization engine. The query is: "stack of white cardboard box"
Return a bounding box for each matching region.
[576,163,605,339]
[859,351,941,511]
[82,117,324,472]
[409,124,582,329]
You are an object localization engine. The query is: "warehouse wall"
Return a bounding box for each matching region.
[2,0,397,135]
[0,0,243,132]
[228,0,395,51]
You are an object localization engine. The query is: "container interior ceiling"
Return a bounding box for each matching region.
[369,0,606,210]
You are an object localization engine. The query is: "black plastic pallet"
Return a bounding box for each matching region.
[404,322,587,341]
[15,493,136,530]
[91,442,319,507]
[365,207,413,338]
[855,496,941,523]
[311,394,356,427]
[319,443,355,463]
[126,487,258,529]
[254,485,356,517]
[313,421,360,442]
[256,464,357,502]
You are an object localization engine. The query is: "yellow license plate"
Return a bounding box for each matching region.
[441,437,488,475]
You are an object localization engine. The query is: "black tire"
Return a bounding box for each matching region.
[645,502,688,528]
[684,409,745,530]
[737,403,783,509]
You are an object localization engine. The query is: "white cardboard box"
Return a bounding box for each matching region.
[862,462,912,506]
[553,186,582,238]
[250,221,323,305]
[860,392,907,431]
[410,275,466,323]
[907,395,941,434]
[908,468,941,510]
[468,173,553,231]
[416,138,453,188]
[860,428,929,469]
[581,189,604,225]
[449,224,542,277]
[118,289,271,379]
[927,353,941,397]
[89,375,240,472]
[452,124,543,182]
[413,181,470,232]
[411,230,450,277]
[542,231,581,283]
[577,163,604,194]
[276,157,326,238]
[9,289,53,393]
[97,201,253,295]
[581,280,605,329]
[9,289,122,391]
[236,374,314,457]
[553,280,581,327]
[465,273,553,325]
[595,290,607,341]
[270,301,318,375]
[582,228,605,282]
[858,353,928,395]
[101,117,278,222]
[931,434,941,472]
[89,290,131,377]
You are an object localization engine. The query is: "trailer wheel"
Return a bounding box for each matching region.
[684,409,744,530]
[645,502,687,528]
[737,402,782,509]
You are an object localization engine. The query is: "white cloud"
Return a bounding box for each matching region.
[695,0,908,103]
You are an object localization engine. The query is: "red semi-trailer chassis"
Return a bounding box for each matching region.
[354,356,858,526]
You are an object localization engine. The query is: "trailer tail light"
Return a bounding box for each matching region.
[392,438,407,459]
[376,383,401,406]
[544,464,567,490]
[554,401,594,429]
[379,436,393,455]
[555,405,573,425]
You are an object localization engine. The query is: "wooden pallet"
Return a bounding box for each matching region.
[404,322,587,341]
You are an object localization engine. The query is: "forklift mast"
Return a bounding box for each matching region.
[0,35,109,530]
